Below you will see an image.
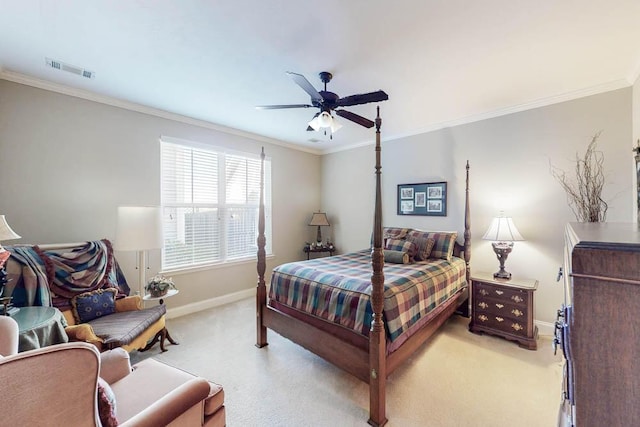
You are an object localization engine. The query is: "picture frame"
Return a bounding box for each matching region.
[397,182,447,216]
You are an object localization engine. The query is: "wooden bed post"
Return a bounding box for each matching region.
[368,107,387,427]
[464,160,471,285]
[256,147,268,348]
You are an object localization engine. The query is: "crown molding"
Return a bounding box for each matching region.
[0,69,323,156]
[321,78,631,155]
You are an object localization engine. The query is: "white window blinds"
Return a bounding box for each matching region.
[161,139,271,270]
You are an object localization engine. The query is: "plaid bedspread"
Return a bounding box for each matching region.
[268,249,466,342]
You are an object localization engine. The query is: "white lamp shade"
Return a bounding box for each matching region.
[330,116,342,133]
[482,216,524,242]
[308,115,321,131]
[114,206,163,251]
[0,215,20,241]
[317,111,332,127]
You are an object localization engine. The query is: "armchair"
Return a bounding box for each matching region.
[0,316,225,426]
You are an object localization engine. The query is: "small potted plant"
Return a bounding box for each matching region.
[145,274,176,298]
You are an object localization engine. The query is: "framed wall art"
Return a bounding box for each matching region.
[397,182,447,216]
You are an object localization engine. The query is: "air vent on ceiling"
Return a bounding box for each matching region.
[307,138,322,143]
[45,57,95,79]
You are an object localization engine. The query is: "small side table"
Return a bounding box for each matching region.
[13,306,69,352]
[304,246,335,260]
[140,289,179,352]
[469,272,538,350]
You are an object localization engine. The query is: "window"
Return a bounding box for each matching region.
[160,138,272,270]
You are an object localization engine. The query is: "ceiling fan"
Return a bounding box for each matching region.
[256,71,388,136]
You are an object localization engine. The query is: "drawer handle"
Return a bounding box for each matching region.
[495,303,504,309]
[495,316,504,322]
[511,295,524,303]
[478,314,488,322]
[478,302,488,309]
[495,290,504,295]
[479,289,489,296]
[511,309,524,317]
[511,323,524,331]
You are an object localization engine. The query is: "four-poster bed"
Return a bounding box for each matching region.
[255,108,471,426]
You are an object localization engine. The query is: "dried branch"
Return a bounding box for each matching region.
[550,132,608,222]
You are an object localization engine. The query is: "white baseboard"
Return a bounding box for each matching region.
[535,320,555,337]
[165,287,256,319]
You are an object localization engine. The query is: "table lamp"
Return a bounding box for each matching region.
[482,213,524,279]
[309,212,330,244]
[114,207,163,296]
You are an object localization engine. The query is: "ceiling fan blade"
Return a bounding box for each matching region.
[286,72,323,103]
[336,90,389,107]
[335,110,375,128]
[255,104,313,110]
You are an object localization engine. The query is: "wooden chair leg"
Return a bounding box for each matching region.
[139,327,179,353]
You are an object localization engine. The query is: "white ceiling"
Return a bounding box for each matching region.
[1,1,640,154]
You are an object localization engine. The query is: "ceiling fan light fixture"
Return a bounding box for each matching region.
[308,116,321,131]
[317,111,333,128]
[330,116,342,133]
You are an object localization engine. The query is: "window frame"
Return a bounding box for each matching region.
[160,136,272,273]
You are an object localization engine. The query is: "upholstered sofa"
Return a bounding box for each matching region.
[5,240,172,352]
[0,316,226,426]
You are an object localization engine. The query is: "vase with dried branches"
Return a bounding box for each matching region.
[550,131,608,222]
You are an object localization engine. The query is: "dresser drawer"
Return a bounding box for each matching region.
[473,282,529,306]
[473,312,529,337]
[474,298,528,320]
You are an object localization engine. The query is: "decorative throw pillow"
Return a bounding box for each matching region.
[71,288,118,324]
[383,227,410,240]
[383,249,410,264]
[406,236,436,261]
[384,238,417,262]
[97,377,118,427]
[407,230,457,261]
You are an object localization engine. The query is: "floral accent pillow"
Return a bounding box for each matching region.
[71,288,118,324]
[97,377,118,426]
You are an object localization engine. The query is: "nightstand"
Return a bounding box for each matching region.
[303,245,335,260]
[469,272,538,350]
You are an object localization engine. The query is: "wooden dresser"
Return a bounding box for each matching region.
[556,222,640,427]
[469,272,538,350]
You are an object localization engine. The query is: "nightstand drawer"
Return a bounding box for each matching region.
[474,298,528,319]
[473,312,528,337]
[473,282,529,306]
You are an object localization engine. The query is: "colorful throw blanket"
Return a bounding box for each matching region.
[6,240,130,310]
[269,249,466,343]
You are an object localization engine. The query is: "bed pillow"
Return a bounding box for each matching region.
[71,288,118,324]
[406,230,457,261]
[383,227,410,240]
[384,238,417,262]
[406,236,436,261]
[383,249,410,264]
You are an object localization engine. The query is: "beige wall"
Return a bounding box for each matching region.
[0,80,321,311]
[322,88,633,327]
[633,74,640,222]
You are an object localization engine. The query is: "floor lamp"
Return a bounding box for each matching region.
[114,207,163,296]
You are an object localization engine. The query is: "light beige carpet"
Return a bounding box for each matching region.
[132,297,562,426]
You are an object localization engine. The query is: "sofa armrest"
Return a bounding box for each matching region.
[116,295,143,312]
[99,347,132,384]
[65,324,103,345]
[120,377,211,427]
